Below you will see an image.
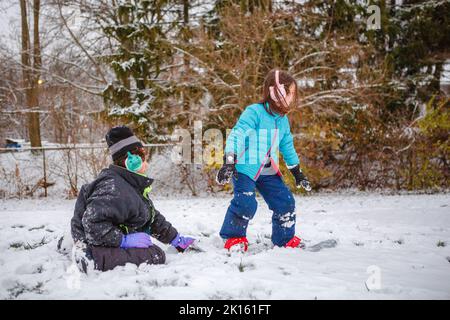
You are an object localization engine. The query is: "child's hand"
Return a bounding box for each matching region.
[216,153,238,185]
[171,234,196,252]
[288,165,312,191]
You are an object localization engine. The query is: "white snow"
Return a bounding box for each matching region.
[280,212,296,229]
[0,192,449,299]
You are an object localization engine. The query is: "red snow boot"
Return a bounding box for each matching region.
[285,236,302,248]
[224,237,249,252]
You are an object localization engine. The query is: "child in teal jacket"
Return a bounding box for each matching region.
[216,69,311,251]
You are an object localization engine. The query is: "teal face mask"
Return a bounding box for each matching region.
[125,151,143,172]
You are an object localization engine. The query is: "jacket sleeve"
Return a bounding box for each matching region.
[71,184,88,243]
[279,117,300,167]
[81,177,125,247]
[149,207,178,244]
[224,106,259,157]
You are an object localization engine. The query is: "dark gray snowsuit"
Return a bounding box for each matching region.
[71,164,178,271]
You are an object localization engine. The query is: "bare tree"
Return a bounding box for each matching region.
[19,0,42,149]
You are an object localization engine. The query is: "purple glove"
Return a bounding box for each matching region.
[171,234,195,252]
[120,232,153,249]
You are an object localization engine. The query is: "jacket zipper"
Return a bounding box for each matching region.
[253,118,279,180]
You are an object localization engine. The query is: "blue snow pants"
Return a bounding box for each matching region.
[219,173,296,247]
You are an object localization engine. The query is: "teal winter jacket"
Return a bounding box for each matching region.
[225,102,299,181]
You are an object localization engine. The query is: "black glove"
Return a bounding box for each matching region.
[289,165,312,191]
[216,153,238,185]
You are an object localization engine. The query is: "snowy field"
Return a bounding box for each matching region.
[0,192,449,300]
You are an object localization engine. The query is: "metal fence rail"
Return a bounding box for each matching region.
[0,143,174,198]
[0,143,173,152]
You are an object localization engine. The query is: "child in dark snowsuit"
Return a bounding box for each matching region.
[70,126,195,272]
[216,69,311,251]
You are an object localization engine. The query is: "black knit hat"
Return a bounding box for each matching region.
[105,126,143,161]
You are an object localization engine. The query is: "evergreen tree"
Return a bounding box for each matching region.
[97,0,178,140]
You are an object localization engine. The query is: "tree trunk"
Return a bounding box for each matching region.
[182,0,191,124]
[20,0,42,149]
[30,0,42,147]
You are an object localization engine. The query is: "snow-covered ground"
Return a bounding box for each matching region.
[0,193,449,300]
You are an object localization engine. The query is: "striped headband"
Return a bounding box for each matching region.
[108,135,141,156]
